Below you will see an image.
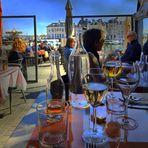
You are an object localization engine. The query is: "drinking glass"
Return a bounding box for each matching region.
[36,100,69,147]
[82,68,108,144]
[115,62,140,130]
[105,113,121,148]
[141,55,148,82]
[103,60,122,97]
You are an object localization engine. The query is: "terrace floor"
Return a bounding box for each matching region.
[0,62,65,148]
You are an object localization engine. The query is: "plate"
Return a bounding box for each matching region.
[70,100,90,109]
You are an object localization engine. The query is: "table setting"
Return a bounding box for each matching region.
[4,51,148,148]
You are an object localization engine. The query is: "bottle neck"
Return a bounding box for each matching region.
[50,50,62,79]
[55,55,61,77]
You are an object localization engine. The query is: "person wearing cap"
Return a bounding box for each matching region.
[121,31,141,63]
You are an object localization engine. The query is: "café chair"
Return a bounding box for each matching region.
[8,58,27,114]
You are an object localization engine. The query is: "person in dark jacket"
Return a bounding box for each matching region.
[121,31,141,63]
[143,39,148,55]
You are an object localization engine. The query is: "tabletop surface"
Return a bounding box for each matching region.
[4,92,148,148]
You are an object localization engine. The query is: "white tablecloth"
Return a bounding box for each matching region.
[0,66,27,103]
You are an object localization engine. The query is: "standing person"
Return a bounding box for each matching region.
[121,31,141,63]
[143,39,148,55]
[83,28,105,67]
[64,37,75,61]
[63,37,76,101]
[64,37,76,72]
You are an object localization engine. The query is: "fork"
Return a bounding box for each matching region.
[85,143,97,148]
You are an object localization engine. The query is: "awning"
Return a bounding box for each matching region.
[134,0,148,20]
[65,0,73,38]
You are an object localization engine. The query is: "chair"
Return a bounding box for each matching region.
[8,58,27,114]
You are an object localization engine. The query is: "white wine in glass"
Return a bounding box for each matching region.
[103,61,122,96]
[83,83,107,108]
[82,68,108,145]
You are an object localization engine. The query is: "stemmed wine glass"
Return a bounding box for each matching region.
[103,60,122,97]
[115,62,140,130]
[82,68,108,144]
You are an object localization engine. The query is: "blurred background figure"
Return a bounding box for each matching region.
[57,45,64,65]
[8,37,26,63]
[64,37,75,61]
[121,31,141,63]
[62,37,76,101]
[8,37,27,78]
[38,42,50,62]
[25,42,34,57]
[64,37,76,72]
[143,39,148,55]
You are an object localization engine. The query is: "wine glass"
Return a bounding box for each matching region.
[115,62,140,130]
[82,68,108,144]
[103,60,122,97]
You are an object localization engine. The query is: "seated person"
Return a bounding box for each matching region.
[83,28,105,67]
[121,31,141,63]
[8,48,24,63]
[25,43,34,57]
[8,38,26,63]
[38,42,49,62]
[8,38,27,78]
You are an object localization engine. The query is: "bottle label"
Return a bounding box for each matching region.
[69,55,82,94]
[50,79,65,100]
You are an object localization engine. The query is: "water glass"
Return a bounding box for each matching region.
[105,112,121,148]
[114,62,139,130]
[106,93,125,115]
[36,101,69,147]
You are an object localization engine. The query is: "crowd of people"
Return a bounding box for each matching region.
[6,28,148,81]
[7,29,148,68]
[62,29,148,71]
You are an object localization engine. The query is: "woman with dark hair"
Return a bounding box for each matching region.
[83,28,104,67]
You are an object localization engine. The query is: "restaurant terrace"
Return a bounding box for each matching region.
[0,0,148,147]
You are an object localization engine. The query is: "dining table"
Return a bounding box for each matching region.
[4,91,148,148]
[0,66,27,103]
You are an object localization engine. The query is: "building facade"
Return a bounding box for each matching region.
[47,21,66,39]
[106,17,131,44]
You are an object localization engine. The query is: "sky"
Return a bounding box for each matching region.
[1,0,145,35]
